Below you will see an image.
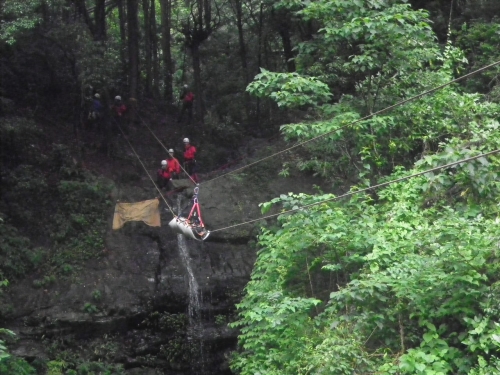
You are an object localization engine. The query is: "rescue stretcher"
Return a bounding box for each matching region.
[168,186,210,241]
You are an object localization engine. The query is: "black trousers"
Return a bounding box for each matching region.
[178,101,193,123]
[184,160,196,176]
[157,176,171,190]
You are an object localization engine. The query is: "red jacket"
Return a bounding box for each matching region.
[184,145,196,161]
[157,168,171,180]
[166,158,181,174]
[113,104,127,116]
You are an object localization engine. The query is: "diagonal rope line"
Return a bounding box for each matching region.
[210,148,500,232]
[135,111,198,185]
[113,118,176,216]
[202,59,500,185]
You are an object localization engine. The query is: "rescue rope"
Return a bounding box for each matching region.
[202,58,500,185]
[113,118,177,216]
[135,111,198,185]
[210,148,500,232]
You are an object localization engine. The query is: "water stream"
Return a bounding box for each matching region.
[176,196,207,374]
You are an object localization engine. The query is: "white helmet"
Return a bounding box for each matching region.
[94,93,100,98]
[184,84,188,89]
[115,95,121,101]
[168,149,174,153]
[183,138,190,143]
[161,160,167,166]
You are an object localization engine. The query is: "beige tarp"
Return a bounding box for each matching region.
[112,198,161,230]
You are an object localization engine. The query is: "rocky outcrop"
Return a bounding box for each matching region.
[3,138,327,374]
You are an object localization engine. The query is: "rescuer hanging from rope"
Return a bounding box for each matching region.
[168,186,210,241]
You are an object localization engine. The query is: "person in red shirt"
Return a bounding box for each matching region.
[112,96,127,117]
[157,160,172,190]
[177,85,194,124]
[183,138,198,182]
[110,95,128,135]
[166,149,181,179]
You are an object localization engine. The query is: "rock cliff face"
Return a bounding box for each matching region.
[3,136,325,374]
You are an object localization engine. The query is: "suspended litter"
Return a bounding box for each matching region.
[168,187,210,241]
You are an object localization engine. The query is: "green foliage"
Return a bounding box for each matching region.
[82,303,98,314]
[39,334,124,374]
[32,274,56,289]
[0,315,36,375]
[279,37,499,181]
[232,116,500,375]
[47,360,67,375]
[0,328,14,363]
[0,215,34,280]
[247,69,332,108]
[0,117,113,281]
[160,336,191,364]
[73,26,124,92]
[454,22,500,97]
[141,311,187,333]
[245,0,480,181]
[91,289,102,302]
[0,356,36,375]
[215,314,228,326]
[0,117,42,167]
[0,0,44,44]
[74,361,124,375]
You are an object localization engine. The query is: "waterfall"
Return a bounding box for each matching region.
[176,196,207,374]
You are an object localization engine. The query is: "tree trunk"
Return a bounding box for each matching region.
[181,0,220,123]
[191,43,205,123]
[94,0,107,41]
[74,0,96,36]
[142,0,152,96]
[272,8,296,72]
[127,0,140,123]
[40,0,49,25]
[151,0,160,99]
[160,0,173,102]
[117,0,127,75]
[231,0,248,83]
[231,0,250,121]
[279,27,295,72]
[256,1,263,124]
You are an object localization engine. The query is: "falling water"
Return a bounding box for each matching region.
[176,196,207,374]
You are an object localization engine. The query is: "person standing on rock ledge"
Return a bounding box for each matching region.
[183,138,198,182]
[157,160,172,190]
[166,149,181,179]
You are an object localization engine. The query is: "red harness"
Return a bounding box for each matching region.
[186,187,205,227]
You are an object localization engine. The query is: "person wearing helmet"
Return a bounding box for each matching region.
[112,95,127,117]
[166,148,181,179]
[177,85,194,124]
[183,138,198,182]
[157,159,172,190]
[89,93,103,123]
[110,95,128,135]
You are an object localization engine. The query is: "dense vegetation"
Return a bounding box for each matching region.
[230,1,500,375]
[2,0,500,374]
